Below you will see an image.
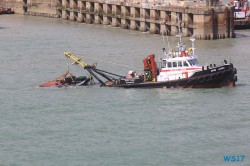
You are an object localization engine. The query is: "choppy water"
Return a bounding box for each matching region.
[0,15,250,166]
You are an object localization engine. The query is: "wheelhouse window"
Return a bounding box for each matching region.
[193,59,199,65]
[178,61,182,67]
[188,60,194,66]
[161,60,166,68]
[167,62,172,68]
[184,61,189,67]
[173,62,177,67]
[188,59,198,66]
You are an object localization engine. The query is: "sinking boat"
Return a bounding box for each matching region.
[39,68,91,87]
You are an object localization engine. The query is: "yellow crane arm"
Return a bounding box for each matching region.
[64,51,88,67]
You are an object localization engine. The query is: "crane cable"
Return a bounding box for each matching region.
[70,52,142,71]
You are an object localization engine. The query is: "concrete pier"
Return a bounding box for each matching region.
[0,0,236,40]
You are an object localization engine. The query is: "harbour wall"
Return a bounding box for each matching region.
[0,0,235,40]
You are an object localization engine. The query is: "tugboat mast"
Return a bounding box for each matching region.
[190,36,196,57]
[176,13,183,55]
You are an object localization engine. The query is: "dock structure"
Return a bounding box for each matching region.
[1,0,236,39]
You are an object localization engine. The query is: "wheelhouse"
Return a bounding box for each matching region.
[160,57,199,69]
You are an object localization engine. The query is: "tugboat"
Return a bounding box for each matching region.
[108,36,237,88]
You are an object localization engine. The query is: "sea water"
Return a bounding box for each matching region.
[0,15,250,166]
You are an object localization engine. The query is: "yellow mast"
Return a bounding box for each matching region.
[64,51,108,86]
[64,51,88,67]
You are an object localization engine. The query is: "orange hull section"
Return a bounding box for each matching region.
[39,81,58,87]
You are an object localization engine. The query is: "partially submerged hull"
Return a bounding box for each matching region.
[39,76,91,87]
[39,81,58,87]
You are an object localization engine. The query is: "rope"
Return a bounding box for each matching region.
[70,52,142,71]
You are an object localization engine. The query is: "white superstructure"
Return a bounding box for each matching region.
[157,37,202,82]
